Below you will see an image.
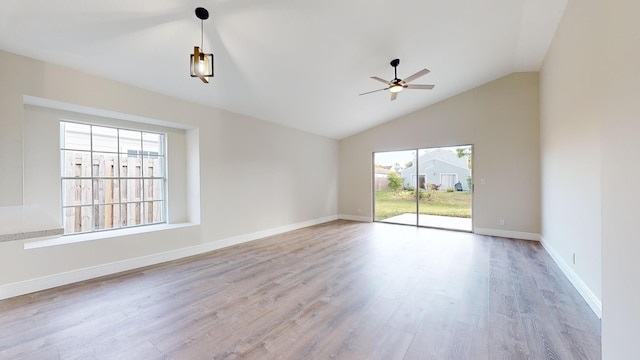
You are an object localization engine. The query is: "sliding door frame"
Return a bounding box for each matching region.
[372,144,474,232]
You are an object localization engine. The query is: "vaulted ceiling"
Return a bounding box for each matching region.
[0,0,567,139]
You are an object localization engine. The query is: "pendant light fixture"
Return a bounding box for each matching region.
[190,7,214,83]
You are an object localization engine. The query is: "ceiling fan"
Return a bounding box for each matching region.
[360,59,434,101]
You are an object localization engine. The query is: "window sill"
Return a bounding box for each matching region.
[0,206,64,243]
[24,222,198,250]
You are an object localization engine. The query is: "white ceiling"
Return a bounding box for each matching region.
[0,0,567,139]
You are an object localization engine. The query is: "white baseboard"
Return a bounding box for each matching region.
[338,214,372,222]
[474,227,540,241]
[0,215,338,300]
[540,237,602,318]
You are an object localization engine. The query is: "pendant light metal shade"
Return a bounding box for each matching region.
[190,46,214,82]
[190,7,214,83]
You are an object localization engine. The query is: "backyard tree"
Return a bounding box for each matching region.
[456,147,472,169]
[387,172,403,193]
[457,147,473,189]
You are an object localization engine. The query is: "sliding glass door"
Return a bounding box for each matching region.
[373,145,473,231]
[373,150,417,226]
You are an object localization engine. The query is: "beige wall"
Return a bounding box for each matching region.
[0,50,338,289]
[542,0,640,357]
[539,0,603,313]
[339,72,541,237]
[602,1,640,357]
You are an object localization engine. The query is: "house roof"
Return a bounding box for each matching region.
[374,166,392,175]
[421,149,468,167]
[403,148,469,173]
[0,0,567,139]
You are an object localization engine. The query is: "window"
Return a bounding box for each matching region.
[60,121,166,234]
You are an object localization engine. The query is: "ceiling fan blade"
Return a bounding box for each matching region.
[405,84,435,90]
[391,92,398,101]
[359,88,389,96]
[403,69,430,83]
[371,76,390,84]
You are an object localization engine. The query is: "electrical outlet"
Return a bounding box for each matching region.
[357,208,362,214]
[499,218,505,226]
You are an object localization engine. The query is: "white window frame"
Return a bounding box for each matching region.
[60,121,167,235]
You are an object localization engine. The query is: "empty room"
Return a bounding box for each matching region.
[0,0,638,359]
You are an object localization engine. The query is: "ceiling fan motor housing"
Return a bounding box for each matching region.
[358,58,433,100]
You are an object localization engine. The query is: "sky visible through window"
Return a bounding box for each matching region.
[375,146,468,167]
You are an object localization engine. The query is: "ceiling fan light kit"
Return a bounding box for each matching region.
[360,58,434,101]
[190,7,214,83]
[389,84,403,93]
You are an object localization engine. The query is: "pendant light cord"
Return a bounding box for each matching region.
[200,20,204,50]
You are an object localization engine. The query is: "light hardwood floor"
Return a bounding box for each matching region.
[0,220,601,359]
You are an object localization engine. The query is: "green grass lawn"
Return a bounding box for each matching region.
[374,189,472,221]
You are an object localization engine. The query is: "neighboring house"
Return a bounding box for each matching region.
[401,149,471,190]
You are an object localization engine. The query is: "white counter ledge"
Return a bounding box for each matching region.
[0,206,64,242]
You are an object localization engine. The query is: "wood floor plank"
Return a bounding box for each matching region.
[0,220,601,359]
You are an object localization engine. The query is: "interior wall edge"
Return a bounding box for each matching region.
[541,235,602,318]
